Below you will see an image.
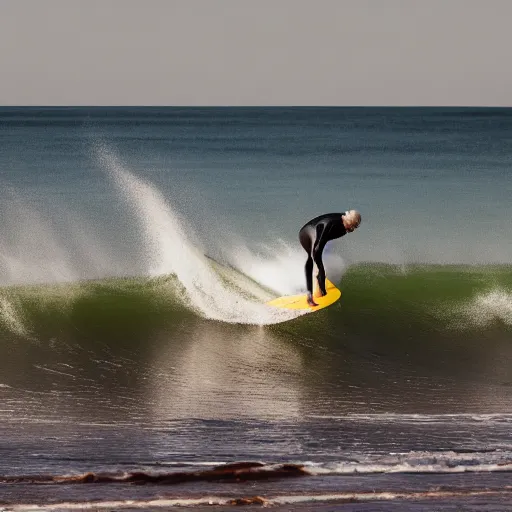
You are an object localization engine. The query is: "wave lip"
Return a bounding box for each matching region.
[3,452,512,486]
[0,462,307,485]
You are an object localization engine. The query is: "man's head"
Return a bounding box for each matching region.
[343,210,361,232]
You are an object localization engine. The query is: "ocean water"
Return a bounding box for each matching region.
[0,107,511,510]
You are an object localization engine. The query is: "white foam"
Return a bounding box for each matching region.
[304,448,512,476]
[96,146,303,325]
[8,489,512,510]
[230,242,346,296]
[308,461,512,475]
[0,295,29,337]
[460,288,512,326]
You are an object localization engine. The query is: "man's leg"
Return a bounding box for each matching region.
[313,242,327,296]
[299,228,318,306]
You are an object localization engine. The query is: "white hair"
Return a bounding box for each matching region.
[345,210,361,225]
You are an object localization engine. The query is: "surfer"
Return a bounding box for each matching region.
[299,210,361,306]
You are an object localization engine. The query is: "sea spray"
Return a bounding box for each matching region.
[461,288,512,326]
[0,193,78,286]
[0,189,120,286]
[230,241,345,296]
[96,145,303,325]
[0,295,30,337]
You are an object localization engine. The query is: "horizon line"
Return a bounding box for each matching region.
[1,105,511,109]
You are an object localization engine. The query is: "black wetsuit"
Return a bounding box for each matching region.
[299,213,347,296]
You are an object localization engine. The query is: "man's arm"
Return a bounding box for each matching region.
[313,222,327,254]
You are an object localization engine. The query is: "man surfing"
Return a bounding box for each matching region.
[299,210,361,307]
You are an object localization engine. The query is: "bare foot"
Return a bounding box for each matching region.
[313,288,327,298]
[307,294,318,307]
[315,278,327,297]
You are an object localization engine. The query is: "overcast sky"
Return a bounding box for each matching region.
[1,0,511,106]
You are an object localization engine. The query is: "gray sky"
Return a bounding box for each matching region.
[1,0,511,106]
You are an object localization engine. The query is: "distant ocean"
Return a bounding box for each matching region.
[1,107,511,511]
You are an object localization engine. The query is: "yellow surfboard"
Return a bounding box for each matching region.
[266,278,341,311]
